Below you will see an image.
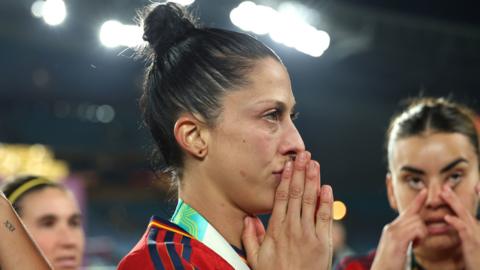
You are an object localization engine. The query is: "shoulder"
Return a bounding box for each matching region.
[335,250,376,270]
[118,217,234,270]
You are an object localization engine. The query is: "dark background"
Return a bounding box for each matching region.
[1,0,479,263]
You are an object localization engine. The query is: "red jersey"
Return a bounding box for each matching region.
[118,216,236,270]
[335,250,376,270]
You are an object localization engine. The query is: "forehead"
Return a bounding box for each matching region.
[222,57,294,107]
[20,187,80,219]
[390,132,478,169]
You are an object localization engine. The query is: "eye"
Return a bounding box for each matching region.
[69,216,82,228]
[39,219,55,228]
[263,109,282,122]
[447,171,463,186]
[406,175,425,190]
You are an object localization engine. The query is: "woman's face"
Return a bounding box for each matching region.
[19,187,85,270]
[204,57,305,214]
[387,132,480,251]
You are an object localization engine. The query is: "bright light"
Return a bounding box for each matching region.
[333,200,347,220]
[42,0,67,26]
[230,1,278,35]
[99,20,143,48]
[230,1,330,57]
[31,0,44,18]
[168,0,195,6]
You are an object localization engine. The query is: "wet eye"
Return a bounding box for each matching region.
[263,109,281,122]
[406,176,425,190]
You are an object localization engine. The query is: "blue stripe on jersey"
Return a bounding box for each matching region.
[165,231,185,270]
[147,227,166,270]
[181,236,192,262]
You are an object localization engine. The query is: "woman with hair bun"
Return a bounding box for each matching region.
[119,2,334,270]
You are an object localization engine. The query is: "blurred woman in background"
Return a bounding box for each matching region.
[118,2,334,270]
[1,188,52,270]
[2,175,85,270]
[338,97,480,270]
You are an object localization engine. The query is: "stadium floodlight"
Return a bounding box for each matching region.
[31,0,67,26]
[168,0,195,6]
[230,1,330,57]
[99,20,143,48]
[43,0,67,26]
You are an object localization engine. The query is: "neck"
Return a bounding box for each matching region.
[178,168,247,249]
[414,246,464,270]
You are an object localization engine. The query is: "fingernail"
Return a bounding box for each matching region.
[244,217,250,226]
[321,185,332,202]
[297,152,306,163]
[308,161,316,176]
[284,161,292,172]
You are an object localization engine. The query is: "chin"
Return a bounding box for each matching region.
[245,196,275,215]
[422,233,460,251]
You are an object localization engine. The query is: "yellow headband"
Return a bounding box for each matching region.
[7,178,52,204]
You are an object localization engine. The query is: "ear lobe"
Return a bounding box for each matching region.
[173,115,208,159]
[386,173,398,211]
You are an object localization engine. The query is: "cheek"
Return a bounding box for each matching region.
[395,186,417,211]
[30,229,56,253]
[455,185,479,214]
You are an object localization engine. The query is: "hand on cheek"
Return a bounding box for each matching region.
[440,186,480,270]
[371,189,428,270]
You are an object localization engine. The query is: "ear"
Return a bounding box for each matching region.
[386,173,398,211]
[173,115,208,159]
[475,180,480,197]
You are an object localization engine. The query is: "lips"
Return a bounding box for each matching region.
[272,171,283,182]
[424,217,453,235]
[54,256,78,269]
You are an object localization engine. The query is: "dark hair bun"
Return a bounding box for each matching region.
[142,2,196,56]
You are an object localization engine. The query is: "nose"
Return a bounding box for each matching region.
[425,181,445,209]
[279,119,305,157]
[57,224,83,249]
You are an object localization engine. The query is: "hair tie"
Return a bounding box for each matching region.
[7,177,52,204]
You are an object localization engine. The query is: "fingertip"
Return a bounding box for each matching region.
[444,214,452,222]
[244,216,251,227]
[417,188,428,201]
[306,160,317,179]
[321,185,333,203]
[285,160,292,170]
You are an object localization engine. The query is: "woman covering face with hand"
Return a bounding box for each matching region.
[118,2,334,270]
[338,97,480,270]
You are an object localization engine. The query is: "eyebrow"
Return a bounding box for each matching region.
[400,157,468,175]
[440,158,468,173]
[70,213,83,221]
[253,100,296,113]
[37,214,57,223]
[400,166,425,175]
